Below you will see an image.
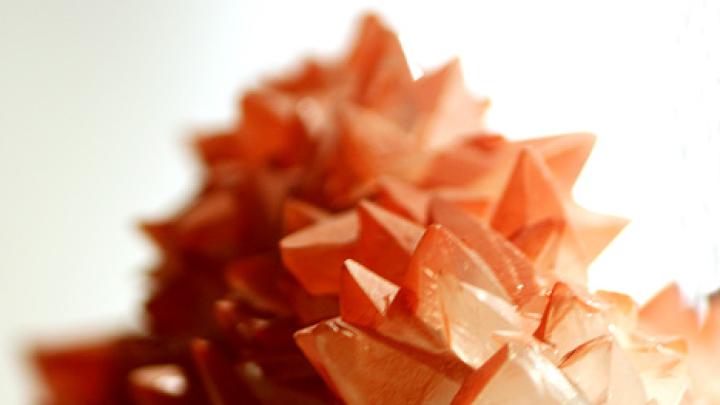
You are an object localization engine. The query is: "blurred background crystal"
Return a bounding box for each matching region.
[0,0,718,403]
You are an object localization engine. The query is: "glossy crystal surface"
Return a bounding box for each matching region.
[33,13,719,405]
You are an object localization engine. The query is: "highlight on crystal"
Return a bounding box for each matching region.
[32,13,719,405]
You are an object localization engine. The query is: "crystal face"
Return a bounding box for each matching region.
[33,13,719,405]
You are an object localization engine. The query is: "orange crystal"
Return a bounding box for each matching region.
[33,13,719,405]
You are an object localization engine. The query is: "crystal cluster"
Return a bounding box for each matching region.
[34,14,719,405]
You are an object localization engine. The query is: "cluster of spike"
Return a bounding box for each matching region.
[33,14,719,405]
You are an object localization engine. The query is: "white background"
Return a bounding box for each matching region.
[1,0,718,403]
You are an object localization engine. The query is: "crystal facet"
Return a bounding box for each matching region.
[33,13,719,405]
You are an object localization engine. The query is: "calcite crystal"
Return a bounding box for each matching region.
[34,14,718,405]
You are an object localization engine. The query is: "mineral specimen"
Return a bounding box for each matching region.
[34,13,718,405]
